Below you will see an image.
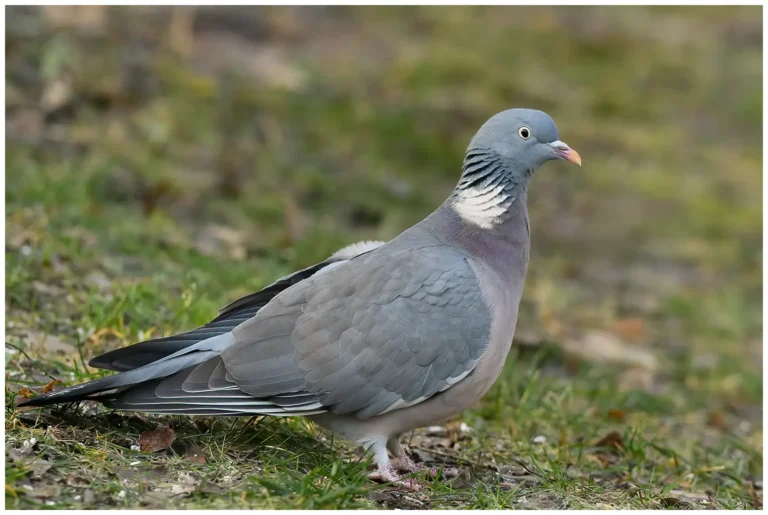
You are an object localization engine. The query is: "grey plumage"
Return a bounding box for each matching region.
[20,109,581,484]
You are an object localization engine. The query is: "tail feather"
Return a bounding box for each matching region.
[20,332,237,407]
[17,331,328,418]
[17,351,218,407]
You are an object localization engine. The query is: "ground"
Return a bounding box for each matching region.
[5,5,762,509]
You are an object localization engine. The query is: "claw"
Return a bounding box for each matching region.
[368,463,425,491]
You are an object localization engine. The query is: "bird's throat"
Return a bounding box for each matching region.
[450,149,525,230]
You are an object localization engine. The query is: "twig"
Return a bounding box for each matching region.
[512,457,543,478]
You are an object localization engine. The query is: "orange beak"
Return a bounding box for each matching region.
[549,141,582,167]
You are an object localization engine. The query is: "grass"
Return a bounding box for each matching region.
[5,5,762,509]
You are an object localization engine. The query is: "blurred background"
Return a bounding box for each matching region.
[5,5,762,508]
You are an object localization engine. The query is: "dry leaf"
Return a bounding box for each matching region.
[14,391,32,409]
[707,411,728,431]
[607,409,626,422]
[185,446,207,465]
[611,317,647,343]
[138,425,176,452]
[593,431,624,454]
[41,380,60,394]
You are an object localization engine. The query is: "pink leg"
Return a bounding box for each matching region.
[366,437,425,491]
[367,462,424,491]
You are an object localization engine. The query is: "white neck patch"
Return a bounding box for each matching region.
[452,186,512,229]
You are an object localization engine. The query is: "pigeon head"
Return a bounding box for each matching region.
[468,108,581,172]
[450,108,580,229]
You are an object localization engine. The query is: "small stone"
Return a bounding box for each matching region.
[130,445,140,451]
[74,495,82,501]
[117,490,126,500]
[532,435,546,444]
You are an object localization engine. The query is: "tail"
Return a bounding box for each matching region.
[16,331,325,417]
[17,332,234,408]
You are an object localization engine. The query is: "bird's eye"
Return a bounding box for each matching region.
[518,127,531,140]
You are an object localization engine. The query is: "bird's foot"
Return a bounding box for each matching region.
[392,455,460,479]
[368,463,425,491]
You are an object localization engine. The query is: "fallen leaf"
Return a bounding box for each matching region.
[41,380,60,394]
[707,411,728,431]
[138,425,176,452]
[185,446,207,465]
[611,317,647,342]
[607,409,626,422]
[14,388,32,409]
[593,431,624,454]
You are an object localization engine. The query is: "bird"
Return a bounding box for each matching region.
[19,108,581,489]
